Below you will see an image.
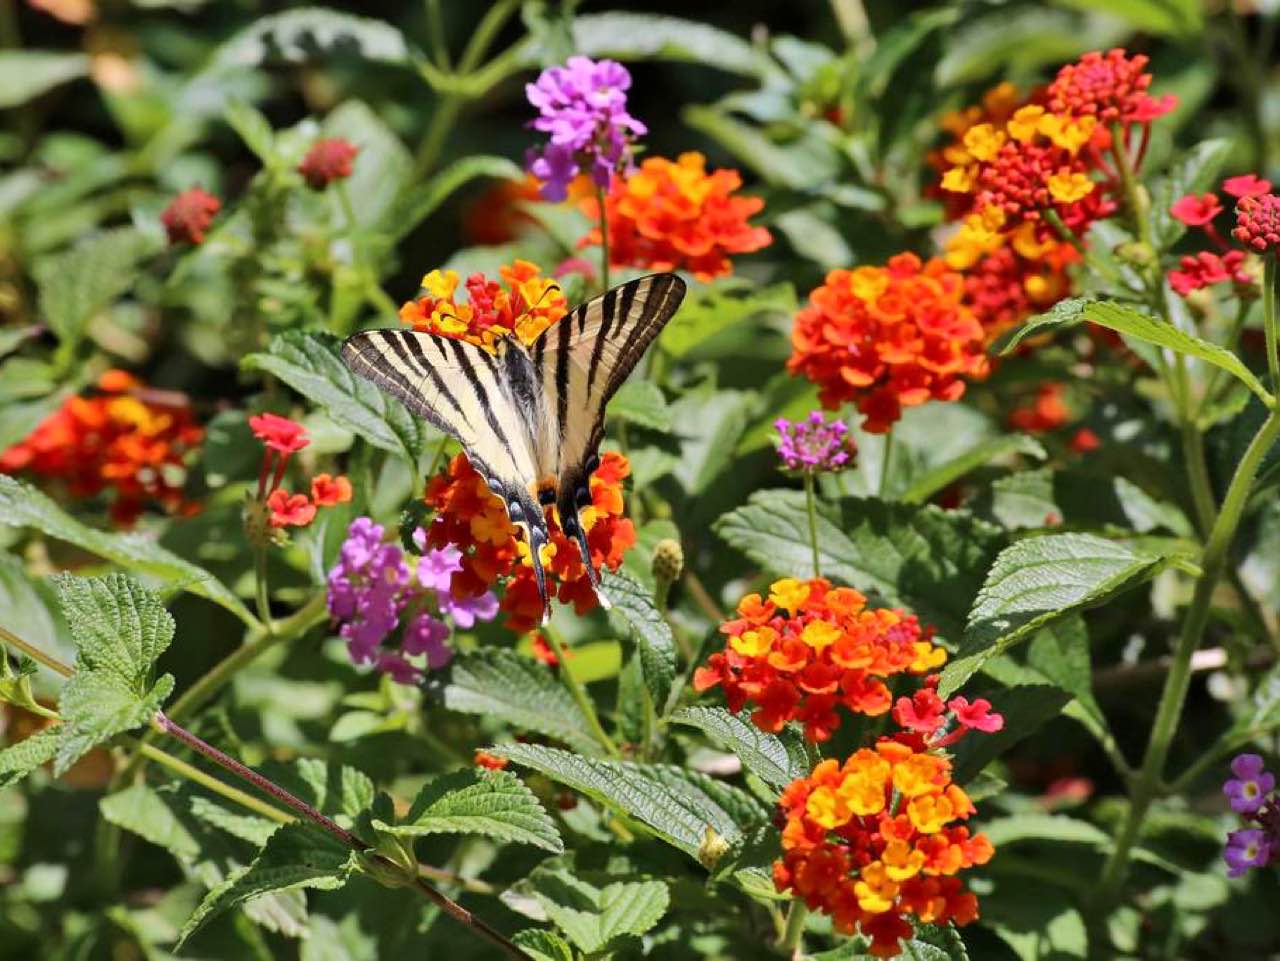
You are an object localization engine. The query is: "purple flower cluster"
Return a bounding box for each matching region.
[525,55,645,202]
[326,517,497,685]
[775,411,856,473]
[1223,753,1280,877]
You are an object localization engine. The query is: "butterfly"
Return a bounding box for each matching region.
[341,272,687,625]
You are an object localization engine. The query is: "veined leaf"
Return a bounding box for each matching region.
[899,434,1046,505]
[442,650,599,754]
[0,728,60,788]
[671,707,811,792]
[939,533,1173,697]
[603,569,676,712]
[608,380,672,432]
[177,823,356,948]
[203,7,413,73]
[100,783,201,863]
[56,670,174,776]
[0,476,256,627]
[494,743,766,860]
[35,228,154,347]
[523,868,670,954]
[0,50,88,108]
[513,930,575,961]
[715,491,1004,640]
[550,13,774,79]
[242,331,426,464]
[373,768,562,852]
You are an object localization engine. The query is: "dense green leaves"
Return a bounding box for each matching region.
[670,707,811,792]
[520,868,670,954]
[602,569,676,711]
[0,728,60,788]
[35,229,154,348]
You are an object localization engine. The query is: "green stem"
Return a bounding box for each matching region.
[136,741,292,824]
[542,623,621,757]
[803,473,821,578]
[595,182,611,293]
[424,0,451,69]
[878,428,894,498]
[1093,405,1280,907]
[1264,256,1278,392]
[0,623,73,677]
[1181,416,1217,536]
[253,545,273,632]
[779,901,808,956]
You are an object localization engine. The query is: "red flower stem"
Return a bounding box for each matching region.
[1134,122,1151,172]
[1205,223,1229,252]
[151,711,532,960]
[256,450,273,500]
[270,450,291,494]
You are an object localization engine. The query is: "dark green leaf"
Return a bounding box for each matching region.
[671,707,810,791]
[0,51,88,108]
[609,380,671,432]
[949,685,1073,783]
[899,435,1046,505]
[603,569,676,712]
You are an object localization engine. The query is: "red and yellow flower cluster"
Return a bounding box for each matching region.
[773,741,994,957]
[0,370,202,526]
[421,451,635,634]
[399,260,568,350]
[248,413,351,530]
[786,254,990,433]
[580,152,773,280]
[1166,173,1272,298]
[693,577,946,741]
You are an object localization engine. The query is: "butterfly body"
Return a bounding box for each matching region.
[342,273,686,625]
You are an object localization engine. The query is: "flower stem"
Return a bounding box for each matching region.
[542,623,621,757]
[0,623,72,677]
[136,739,293,825]
[595,182,611,293]
[1264,255,1278,392]
[803,473,822,578]
[253,545,273,632]
[878,428,894,498]
[779,901,808,956]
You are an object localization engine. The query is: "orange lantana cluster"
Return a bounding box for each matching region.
[580,152,773,280]
[693,578,945,741]
[0,370,202,526]
[786,254,989,433]
[421,451,635,634]
[399,260,568,350]
[774,741,994,958]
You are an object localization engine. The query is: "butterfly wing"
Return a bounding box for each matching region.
[341,329,556,616]
[531,273,687,600]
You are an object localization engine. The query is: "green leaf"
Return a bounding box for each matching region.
[177,823,356,948]
[442,650,599,754]
[100,783,201,862]
[1058,0,1201,35]
[56,670,174,776]
[899,435,1046,505]
[321,100,413,231]
[524,868,670,954]
[35,228,154,347]
[0,51,88,108]
[715,491,1004,640]
[224,99,276,165]
[670,707,811,792]
[998,297,1091,353]
[204,8,413,73]
[670,387,755,496]
[981,812,1112,848]
[386,155,525,242]
[683,105,841,189]
[373,768,562,853]
[1149,138,1232,247]
[0,553,73,679]
[550,13,774,78]
[939,533,1173,697]
[602,569,676,712]
[659,281,796,358]
[242,331,426,463]
[933,8,1125,86]
[512,930,575,961]
[608,381,671,432]
[0,476,256,627]
[0,727,60,788]
[494,743,765,859]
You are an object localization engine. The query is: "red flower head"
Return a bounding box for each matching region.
[160,187,221,245]
[310,473,353,507]
[1170,192,1222,227]
[298,138,359,190]
[788,254,989,433]
[1233,193,1280,253]
[946,696,1005,734]
[249,413,310,454]
[580,152,772,281]
[421,451,636,633]
[1223,174,1273,199]
[1046,49,1176,124]
[266,489,316,528]
[1168,250,1250,297]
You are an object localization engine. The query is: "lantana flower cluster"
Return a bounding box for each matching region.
[421,451,635,634]
[693,577,948,741]
[774,741,995,957]
[0,369,203,526]
[1167,173,1271,298]
[399,260,568,350]
[326,517,498,684]
[1222,753,1280,878]
[775,412,856,473]
[787,253,989,433]
[247,413,351,531]
[579,151,774,280]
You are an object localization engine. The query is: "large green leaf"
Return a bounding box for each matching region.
[548,13,774,78]
[494,743,765,859]
[949,685,1072,783]
[603,569,676,712]
[204,7,414,73]
[0,728,60,788]
[670,707,811,792]
[715,491,1004,640]
[100,783,202,863]
[442,650,598,754]
[321,100,413,231]
[373,768,562,852]
[658,282,795,359]
[242,331,426,463]
[939,534,1173,696]
[669,387,755,496]
[35,228,154,347]
[0,51,88,108]
[522,868,670,954]
[899,435,1046,505]
[608,381,672,432]
[0,476,256,627]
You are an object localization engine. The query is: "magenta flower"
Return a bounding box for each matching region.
[525,55,645,201]
[1225,754,1275,815]
[1225,828,1271,877]
[440,590,499,629]
[775,412,855,473]
[403,613,453,670]
[326,517,413,667]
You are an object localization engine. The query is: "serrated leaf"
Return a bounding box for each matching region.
[1149,138,1232,247]
[899,435,1046,505]
[603,569,676,712]
[526,869,670,954]
[0,727,60,788]
[940,534,1172,697]
[374,768,561,852]
[671,707,810,792]
[242,331,426,463]
[100,783,201,862]
[53,573,174,687]
[608,381,671,432]
[0,476,256,627]
[442,650,598,754]
[494,743,765,860]
[512,930,575,961]
[715,491,1004,640]
[177,823,356,948]
[35,228,154,346]
[0,50,88,108]
[56,671,173,775]
[190,796,279,847]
